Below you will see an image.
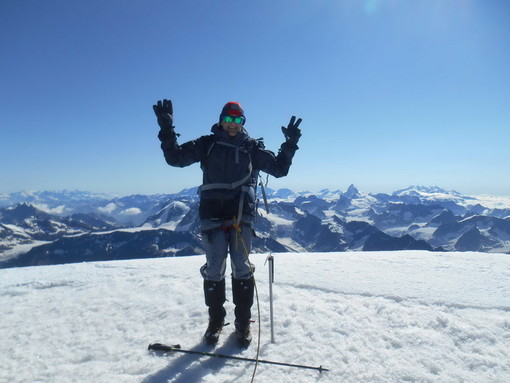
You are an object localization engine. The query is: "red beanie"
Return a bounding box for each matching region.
[219,102,246,124]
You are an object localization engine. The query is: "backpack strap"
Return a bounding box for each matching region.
[199,158,253,192]
[206,141,216,157]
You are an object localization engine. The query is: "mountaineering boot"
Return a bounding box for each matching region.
[235,322,252,348]
[232,276,255,348]
[203,279,226,345]
[204,318,225,346]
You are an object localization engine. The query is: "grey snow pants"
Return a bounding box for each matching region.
[200,224,255,281]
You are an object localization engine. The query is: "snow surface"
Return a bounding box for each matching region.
[1,251,509,383]
[0,240,50,262]
[263,213,295,227]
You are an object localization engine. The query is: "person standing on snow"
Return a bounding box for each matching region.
[153,99,302,347]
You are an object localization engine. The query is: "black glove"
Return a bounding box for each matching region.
[153,99,174,129]
[153,99,176,142]
[281,116,302,146]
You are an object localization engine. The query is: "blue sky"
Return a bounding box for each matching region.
[1,0,509,196]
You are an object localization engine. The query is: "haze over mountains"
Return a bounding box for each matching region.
[1,185,510,268]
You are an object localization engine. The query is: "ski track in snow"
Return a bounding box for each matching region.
[1,251,509,383]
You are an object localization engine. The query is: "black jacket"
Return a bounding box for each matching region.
[161,123,298,221]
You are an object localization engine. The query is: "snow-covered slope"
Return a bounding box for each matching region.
[1,251,509,383]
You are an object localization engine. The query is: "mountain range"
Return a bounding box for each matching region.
[1,185,509,268]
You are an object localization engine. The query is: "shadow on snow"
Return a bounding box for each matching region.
[143,332,251,383]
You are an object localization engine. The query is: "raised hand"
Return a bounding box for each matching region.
[153,99,177,142]
[281,116,302,146]
[153,99,174,130]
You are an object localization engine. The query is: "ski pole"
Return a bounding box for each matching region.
[266,253,275,343]
[148,343,330,373]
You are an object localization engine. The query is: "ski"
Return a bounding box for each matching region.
[148,343,329,373]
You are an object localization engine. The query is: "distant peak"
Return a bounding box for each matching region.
[344,184,361,199]
[273,188,295,198]
[6,202,46,219]
[393,185,459,196]
[11,202,37,211]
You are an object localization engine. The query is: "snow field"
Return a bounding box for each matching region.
[1,251,509,382]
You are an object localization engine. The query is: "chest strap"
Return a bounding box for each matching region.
[199,161,253,193]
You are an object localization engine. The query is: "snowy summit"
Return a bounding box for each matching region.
[1,250,509,382]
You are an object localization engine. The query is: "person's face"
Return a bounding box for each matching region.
[221,116,244,137]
